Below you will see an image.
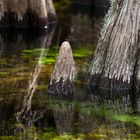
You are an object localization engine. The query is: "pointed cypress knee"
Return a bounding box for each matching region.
[48,41,76,99]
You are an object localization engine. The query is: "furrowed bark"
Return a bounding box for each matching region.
[48,41,76,99]
[88,0,140,91]
[0,0,56,28]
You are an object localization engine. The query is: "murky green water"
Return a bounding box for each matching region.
[0,1,140,140]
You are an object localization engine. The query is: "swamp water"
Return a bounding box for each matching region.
[0,1,140,140]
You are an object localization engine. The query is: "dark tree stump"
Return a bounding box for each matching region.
[48,41,76,99]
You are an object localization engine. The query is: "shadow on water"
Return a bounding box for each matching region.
[0,1,140,140]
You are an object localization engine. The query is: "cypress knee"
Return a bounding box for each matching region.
[48,41,76,99]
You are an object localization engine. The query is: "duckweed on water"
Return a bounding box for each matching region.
[0,136,17,140]
[38,57,56,65]
[73,45,94,58]
[114,115,140,126]
[0,131,139,140]
[21,45,94,65]
[0,97,140,140]
[54,0,71,11]
[36,85,48,90]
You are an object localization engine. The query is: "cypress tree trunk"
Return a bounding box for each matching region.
[88,0,140,92]
[0,0,56,28]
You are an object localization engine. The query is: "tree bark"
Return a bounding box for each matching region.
[88,0,140,92]
[48,41,76,99]
[0,0,56,28]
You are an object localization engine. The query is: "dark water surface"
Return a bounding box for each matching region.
[0,2,140,140]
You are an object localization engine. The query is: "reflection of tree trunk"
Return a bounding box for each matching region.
[51,100,74,134]
[0,30,48,95]
[21,37,47,114]
[17,26,55,124]
[87,88,140,139]
[88,84,140,114]
[69,13,97,45]
[90,90,131,113]
[88,0,140,92]
[46,0,56,21]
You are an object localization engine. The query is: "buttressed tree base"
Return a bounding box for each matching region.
[88,0,140,92]
[0,0,56,28]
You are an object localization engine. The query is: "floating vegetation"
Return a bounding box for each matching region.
[0,96,140,140]
[0,58,9,65]
[54,0,71,11]
[0,136,17,140]
[114,115,140,126]
[36,85,48,90]
[20,45,94,66]
[73,46,94,58]
[38,57,56,65]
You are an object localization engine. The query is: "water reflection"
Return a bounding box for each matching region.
[87,86,140,139]
[20,26,55,115]
[0,28,54,95]
[0,26,56,136]
[0,1,140,140]
[50,99,74,134]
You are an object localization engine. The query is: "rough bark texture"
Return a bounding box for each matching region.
[88,0,140,92]
[0,0,56,28]
[48,41,76,99]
